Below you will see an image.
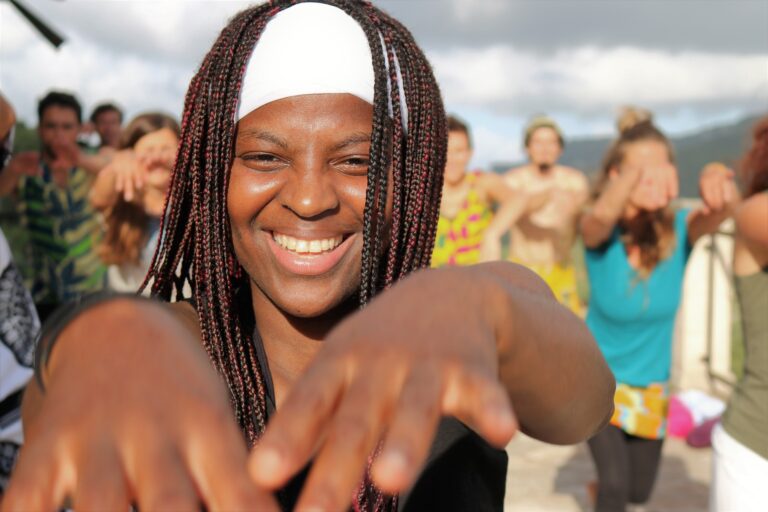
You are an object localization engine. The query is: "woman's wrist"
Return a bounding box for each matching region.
[35,293,154,391]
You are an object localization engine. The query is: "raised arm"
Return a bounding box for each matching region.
[89,150,145,210]
[3,298,278,512]
[0,152,40,196]
[580,165,642,248]
[687,162,740,245]
[477,173,531,261]
[734,191,768,249]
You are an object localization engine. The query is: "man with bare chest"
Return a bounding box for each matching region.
[504,116,588,314]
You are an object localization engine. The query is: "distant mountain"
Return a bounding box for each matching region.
[492,114,765,198]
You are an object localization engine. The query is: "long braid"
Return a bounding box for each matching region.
[144,1,446,510]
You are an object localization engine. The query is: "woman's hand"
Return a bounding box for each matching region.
[248,268,517,510]
[1,300,278,512]
[699,162,737,214]
[3,151,40,178]
[629,163,678,211]
[107,149,146,202]
[479,236,503,262]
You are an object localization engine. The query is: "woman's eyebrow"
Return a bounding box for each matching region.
[239,129,288,149]
[331,132,371,152]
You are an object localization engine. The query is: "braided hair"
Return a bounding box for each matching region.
[143,1,446,509]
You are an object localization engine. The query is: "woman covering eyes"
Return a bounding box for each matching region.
[2,2,614,511]
[580,107,738,512]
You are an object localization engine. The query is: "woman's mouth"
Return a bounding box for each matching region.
[272,233,344,254]
[266,231,355,276]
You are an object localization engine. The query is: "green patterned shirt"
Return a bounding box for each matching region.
[18,164,106,305]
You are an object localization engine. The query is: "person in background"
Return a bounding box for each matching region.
[709,117,768,511]
[504,116,589,315]
[0,93,41,495]
[90,113,180,292]
[89,102,123,154]
[0,91,107,321]
[580,107,737,512]
[432,115,531,267]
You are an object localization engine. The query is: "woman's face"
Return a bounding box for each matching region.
[613,139,677,213]
[444,130,472,185]
[229,93,386,318]
[134,127,179,191]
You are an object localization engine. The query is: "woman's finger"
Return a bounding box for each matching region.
[114,168,124,193]
[442,366,517,449]
[133,166,145,191]
[249,356,347,488]
[707,179,724,211]
[294,367,400,512]
[372,364,444,494]
[0,437,68,512]
[125,440,199,512]
[123,170,134,202]
[72,442,130,512]
[186,405,280,512]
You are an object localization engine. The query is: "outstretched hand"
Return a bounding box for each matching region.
[248,269,517,510]
[1,301,279,512]
[699,162,737,214]
[3,151,40,178]
[630,163,678,212]
[107,150,147,202]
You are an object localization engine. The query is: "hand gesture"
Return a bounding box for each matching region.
[699,162,737,214]
[630,163,678,211]
[49,140,80,173]
[3,151,40,178]
[106,150,147,202]
[248,270,517,510]
[1,301,278,512]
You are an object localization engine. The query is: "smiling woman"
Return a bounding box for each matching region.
[2,2,614,512]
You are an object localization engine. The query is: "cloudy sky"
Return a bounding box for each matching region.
[1,0,766,166]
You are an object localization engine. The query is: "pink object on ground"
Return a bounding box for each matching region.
[687,416,721,448]
[667,395,695,438]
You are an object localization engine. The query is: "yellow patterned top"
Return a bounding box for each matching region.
[431,173,493,268]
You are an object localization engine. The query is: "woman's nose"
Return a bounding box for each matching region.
[280,163,340,219]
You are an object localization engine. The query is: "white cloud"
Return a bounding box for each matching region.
[2,1,766,169]
[430,45,768,115]
[450,0,510,25]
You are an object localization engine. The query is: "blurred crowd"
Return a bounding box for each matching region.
[0,87,765,511]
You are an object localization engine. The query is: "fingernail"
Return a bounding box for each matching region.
[491,405,516,429]
[252,447,283,477]
[379,449,409,475]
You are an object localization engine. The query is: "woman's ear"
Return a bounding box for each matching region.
[608,167,620,180]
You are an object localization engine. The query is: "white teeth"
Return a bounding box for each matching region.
[273,233,344,254]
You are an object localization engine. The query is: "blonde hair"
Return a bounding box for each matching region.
[524,115,564,148]
[596,107,676,278]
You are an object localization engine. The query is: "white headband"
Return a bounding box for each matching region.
[236,2,407,130]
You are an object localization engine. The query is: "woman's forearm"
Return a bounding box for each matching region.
[484,195,527,240]
[474,262,614,444]
[89,167,119,211]
[580,166,641,248]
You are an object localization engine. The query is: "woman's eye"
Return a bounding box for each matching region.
[337,157,370,175]
[241,153,284,169]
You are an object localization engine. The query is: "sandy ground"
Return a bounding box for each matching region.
[505,433,712,512]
